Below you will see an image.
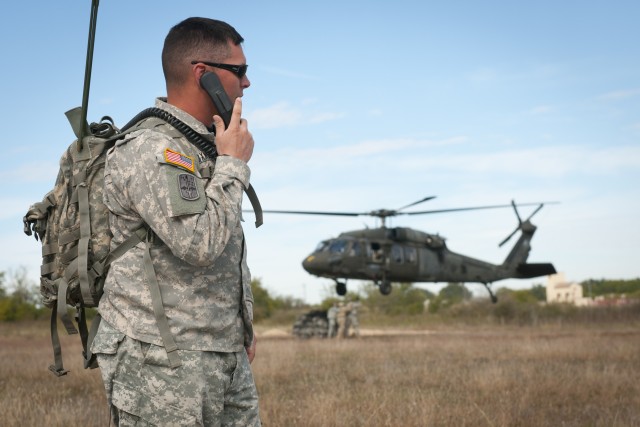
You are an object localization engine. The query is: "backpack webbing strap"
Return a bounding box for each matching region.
[90,226,147,279]
[56,277,78,335]
[83,313,102,369]
[50,278,76,377]
[49,304,69,377]
[142,229,181,368]
[77,175,94,306]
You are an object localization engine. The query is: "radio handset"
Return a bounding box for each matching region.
[199,71,233,128]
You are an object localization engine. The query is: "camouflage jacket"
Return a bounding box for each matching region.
[98,98,254,352]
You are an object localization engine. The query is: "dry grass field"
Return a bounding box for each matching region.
[1,320,639,426]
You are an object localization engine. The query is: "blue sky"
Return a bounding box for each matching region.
[1,1,638,304]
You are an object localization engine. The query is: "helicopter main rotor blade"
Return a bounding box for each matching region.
[244,201,559,220]
[396,196,437,212]
[403,201,559,216]
[256,209,362,217]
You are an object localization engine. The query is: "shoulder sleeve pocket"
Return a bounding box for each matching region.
[164,165,207,217]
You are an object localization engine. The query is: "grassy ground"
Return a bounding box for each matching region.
[1,319,639,426]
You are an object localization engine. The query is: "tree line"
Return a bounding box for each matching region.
[1,268,639,323]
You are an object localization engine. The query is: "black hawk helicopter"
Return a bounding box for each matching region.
[252,197,557,302]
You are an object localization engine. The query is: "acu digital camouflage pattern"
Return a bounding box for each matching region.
[24,129,117,309]
[97,98,255,353]
[93,319,260,426]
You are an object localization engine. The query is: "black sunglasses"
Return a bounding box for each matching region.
[191,60,248,78]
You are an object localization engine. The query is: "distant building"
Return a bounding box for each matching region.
[546,273,590,306]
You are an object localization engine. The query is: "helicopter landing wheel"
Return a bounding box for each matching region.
[335,281,347,296]
[379,280,392,295]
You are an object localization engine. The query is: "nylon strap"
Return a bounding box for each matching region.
[142,231,181,368]
[56,278,78,335]
[83,314,102,369]
[41,262,56,276]
[59,244,79,265]
[48,306,69,377]
[58,227,80,245]
[94,226,147,276]
[42,243,58,257]
[77,180,94,306]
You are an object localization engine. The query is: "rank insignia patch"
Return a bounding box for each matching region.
[164,148,195,172]
[178,173,199,200]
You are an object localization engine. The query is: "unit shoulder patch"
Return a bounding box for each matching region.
[178,173,199,201]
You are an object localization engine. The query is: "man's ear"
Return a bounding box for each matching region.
[191,62,208,82]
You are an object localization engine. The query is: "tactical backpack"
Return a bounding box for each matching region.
[23,107,147,376]
[23,106,263,376]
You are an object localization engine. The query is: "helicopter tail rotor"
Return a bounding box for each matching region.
[498,201,545,247]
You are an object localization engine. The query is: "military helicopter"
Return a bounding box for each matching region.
[251,197,557,302]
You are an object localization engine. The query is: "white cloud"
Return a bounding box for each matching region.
[598,88,640,101]
[247,101,345,129]
[253,138,640,184]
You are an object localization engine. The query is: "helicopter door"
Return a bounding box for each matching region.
[368,242,385,263]
[387,244,418,281]
[339,240,364,275]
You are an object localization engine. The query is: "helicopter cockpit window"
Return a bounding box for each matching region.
[349,241,362,257]
[391,244,404,263]
[328,239,347,254]
[314,241,329,253]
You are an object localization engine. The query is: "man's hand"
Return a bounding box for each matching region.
[245,335,257,364]
[213,97,254,163]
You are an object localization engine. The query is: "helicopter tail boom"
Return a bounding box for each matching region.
[515,262,556,278]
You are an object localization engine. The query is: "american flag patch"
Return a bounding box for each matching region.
[164,148,195,172]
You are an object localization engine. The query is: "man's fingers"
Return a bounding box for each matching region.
[230,97,243,127]
[212,115,225,134]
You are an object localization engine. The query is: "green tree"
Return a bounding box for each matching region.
[364,282,432,315]
[0,267,42,321]
[439,282,472,301]
[529,284,546,301]
[250,277,275,322]
[428,282,471,313]
[0,271,6,299]
[582,278,640,297]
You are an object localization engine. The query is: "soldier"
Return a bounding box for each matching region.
[336,301,350,339]
[90,18,260,426]
[327,302,339,338]
[348,299,361,338]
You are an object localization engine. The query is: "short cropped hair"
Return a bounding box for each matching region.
[162,17,244,87]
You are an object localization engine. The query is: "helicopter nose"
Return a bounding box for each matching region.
[302,255,317,273]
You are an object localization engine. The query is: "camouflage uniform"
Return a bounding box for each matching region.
[327,304,338,338]
[336,302,349,339]
[91,98,260,426]
[347,301,360,337]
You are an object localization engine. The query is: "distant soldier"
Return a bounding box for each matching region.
[348,300,360,338]
[327,303,339,338]
[336,302,349,339]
